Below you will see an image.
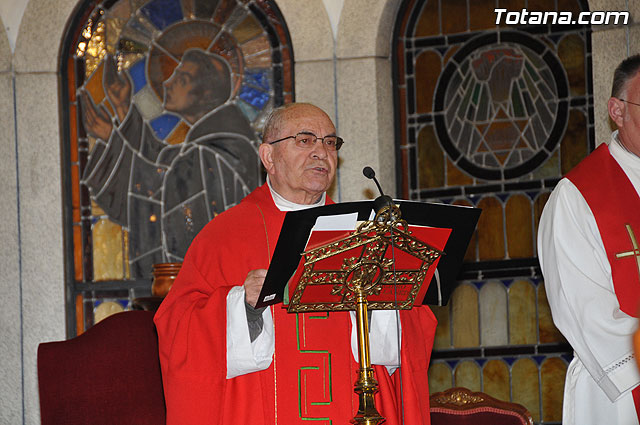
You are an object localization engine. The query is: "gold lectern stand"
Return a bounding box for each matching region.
[287,205,444,424]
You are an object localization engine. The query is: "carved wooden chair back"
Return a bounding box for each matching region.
[430,387,534,425]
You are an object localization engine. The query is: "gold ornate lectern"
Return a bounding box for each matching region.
[287,205,444,424]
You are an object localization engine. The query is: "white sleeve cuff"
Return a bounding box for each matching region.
[350,310,402,375]
[226,286,274,379]
[602,351,640,401]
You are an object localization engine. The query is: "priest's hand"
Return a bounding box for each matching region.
[244,269,267,308]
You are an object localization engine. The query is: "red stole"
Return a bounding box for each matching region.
[566,143,640,317]
[566,143,640,415]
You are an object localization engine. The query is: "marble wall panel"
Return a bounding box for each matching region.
[428,362,453,394]
[277,0,333,62]
[336,0,399,58]
[512,358,541,423]
[509,281,537,345]
[483,359,510,402]
[454,360,481,392]
[479,282,508,346]
[13,0,78,73]
[0,68,21,425]
[477,197,506,261]
[15,72,66,425]
[337,57,395,201]
[505,195,534,258]
[541,357,567,422]
[452,284,479,348]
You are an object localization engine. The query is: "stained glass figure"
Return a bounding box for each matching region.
[81,50,259,277]
[61,0,294,334]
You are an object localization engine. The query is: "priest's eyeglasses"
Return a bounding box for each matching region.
[268,131,344,151]
[619,98,640,108]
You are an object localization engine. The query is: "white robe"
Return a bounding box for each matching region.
[538,131,640,425]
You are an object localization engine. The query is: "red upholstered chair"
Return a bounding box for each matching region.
[430,387,533,425]
[38,310,166,425]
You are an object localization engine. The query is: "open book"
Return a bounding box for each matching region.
[255,200,480,309]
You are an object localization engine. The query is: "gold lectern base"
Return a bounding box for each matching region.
[351,415,385,425]
[351,385,385,425]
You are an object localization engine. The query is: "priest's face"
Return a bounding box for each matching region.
[260,104,338,205]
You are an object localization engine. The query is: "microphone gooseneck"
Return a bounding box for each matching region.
[363,166,384,196]
[362,166,393,214]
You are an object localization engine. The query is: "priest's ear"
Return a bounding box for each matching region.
[608,97,626,128]
[259,142,275,174]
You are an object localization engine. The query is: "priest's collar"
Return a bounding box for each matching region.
[266,176,326,212]
[612,130,640,161]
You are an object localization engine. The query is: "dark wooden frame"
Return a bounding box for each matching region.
[430,387,534,425]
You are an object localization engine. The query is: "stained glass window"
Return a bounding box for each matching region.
[61,0,294,336]
[392,0,592,423]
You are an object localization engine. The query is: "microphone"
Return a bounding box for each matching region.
[362,166,393,214]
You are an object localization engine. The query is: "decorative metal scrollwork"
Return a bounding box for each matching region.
[288,205,443,313]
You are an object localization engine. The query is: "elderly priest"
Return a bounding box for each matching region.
[155,103,437,424]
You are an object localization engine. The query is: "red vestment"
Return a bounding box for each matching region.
[154,183,437,424]
[566,143,640,317]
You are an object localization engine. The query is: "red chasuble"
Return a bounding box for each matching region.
[154,183,437,424]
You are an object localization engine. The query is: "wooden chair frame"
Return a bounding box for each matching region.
[430,387,534,425]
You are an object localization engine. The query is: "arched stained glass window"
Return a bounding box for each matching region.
[61,0,294,336]
[393,1,592,423]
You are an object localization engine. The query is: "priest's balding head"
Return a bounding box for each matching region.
[259,103,343,205]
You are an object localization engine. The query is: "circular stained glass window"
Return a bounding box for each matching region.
[434,31,569,180]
